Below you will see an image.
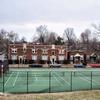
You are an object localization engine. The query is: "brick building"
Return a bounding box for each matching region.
[8,43,99,65]
[8,43,67,64]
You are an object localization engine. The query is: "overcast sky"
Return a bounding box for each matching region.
[0,0,100,41]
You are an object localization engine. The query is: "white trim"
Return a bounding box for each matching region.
[32,55,37,60]
[11,55,17,60]
[42,55,48,60]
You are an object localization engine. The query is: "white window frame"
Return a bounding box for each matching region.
[61,49,65,54]
[70,55,73,60]
[23,48,27,52]
[42,49,48,54]
[32,55,37,60]
[58,55,65,61]
[59,49,65,54]
[52,51,55,55]
[42,55,48,60]
[11,55,17,60]
[32,48,36,54]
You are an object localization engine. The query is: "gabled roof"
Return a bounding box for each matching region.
[74,53,81,57]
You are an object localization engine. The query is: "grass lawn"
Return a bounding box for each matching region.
[0,90,100,100]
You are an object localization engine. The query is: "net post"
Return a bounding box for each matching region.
[70,71,72,91]
[90,71,92,90]
[27,71,28,93]
[49,71,51,93]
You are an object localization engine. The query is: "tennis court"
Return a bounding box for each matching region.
[0,68,100,93]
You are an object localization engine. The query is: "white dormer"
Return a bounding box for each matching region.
[52,44,55,49]
[11,48,17,53]
[23,43,27,49]
[23,43,27,52]
[32,48,36,54]
[42,49,48,54]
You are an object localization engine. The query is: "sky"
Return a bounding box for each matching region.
[0,0,100,41]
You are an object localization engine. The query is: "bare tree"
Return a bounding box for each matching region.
[7,31,19,43]
[0,29,8,52]
[80,29,91,50]
[47,32,57,44]
[92,23,100,35]
[0,29,20,53]
[20,36,27,43]
[35,25,48,44]
[64,28,76,50]
[92,23,100,42]
[90,37,98,51]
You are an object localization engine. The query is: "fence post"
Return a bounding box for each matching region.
[70,71,72,91]
[90,72,92,90]
[3,73,5,93]
[27,72,28,93]
[49,71,51,93]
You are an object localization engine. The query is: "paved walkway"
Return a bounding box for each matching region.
[9,64,90,68]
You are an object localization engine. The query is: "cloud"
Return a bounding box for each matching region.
[0,0,100,23]
[0,0,100,41]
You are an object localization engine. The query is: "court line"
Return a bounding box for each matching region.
[34,72,38,81]
[53,72,70,86]
[80,72,100,84]
[78,73,100,85]
[4,72,14,87]
[80,77,100,85]
[13,72,19,87]
[53,74,63,86]
[79,77,91,83]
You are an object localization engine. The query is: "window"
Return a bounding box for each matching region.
[59,49,65,54]
[62,49,65,54]
[70,55,73,60]
[59,49,62,54]
[52,51,55,55]
[58,56,64,60]
[42,49,48,54]
[42,55,48,60]
[23,48,27,52]
[11,48,17,53]
[11,55,17,60]
[32,55,37,60]
[32,48,36,54]
[23,55,26,59]
[52,44,55,49]
[86,55,90,60]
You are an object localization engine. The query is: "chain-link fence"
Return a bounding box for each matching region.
[0,70,100,93]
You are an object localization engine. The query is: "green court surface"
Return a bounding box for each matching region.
[0,68,100,93]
